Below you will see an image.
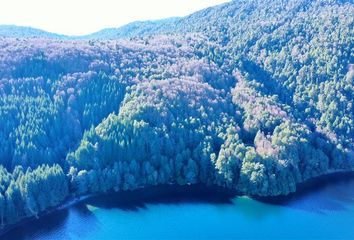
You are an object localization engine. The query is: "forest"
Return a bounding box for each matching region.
[0,0,353,228]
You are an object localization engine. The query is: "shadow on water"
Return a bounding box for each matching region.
[1,204,99,240]
[1,184,236,240]
[256,172,354,214]
[85,184,236,211]
[1,208,70,240]
[2,173,354,239]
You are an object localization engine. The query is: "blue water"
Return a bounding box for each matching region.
[3,174,354,240]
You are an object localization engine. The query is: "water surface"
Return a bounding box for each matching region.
[3,173,354,240]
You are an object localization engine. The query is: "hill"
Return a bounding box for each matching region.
[83,18,180,39]
[0,25,67,38]
[0,0,353,230]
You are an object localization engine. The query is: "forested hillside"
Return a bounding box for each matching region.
[0,0,353,228]
[84,18,180,40]
[0,25,66,39]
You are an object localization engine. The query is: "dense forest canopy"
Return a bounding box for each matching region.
[0,0,353,228]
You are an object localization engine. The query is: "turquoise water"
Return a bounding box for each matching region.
[3,174,354,240]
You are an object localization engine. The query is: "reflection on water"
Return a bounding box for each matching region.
[258,172,354,214]
[2,172,354,240]
[84,185,235,211]
[2,205,101,240]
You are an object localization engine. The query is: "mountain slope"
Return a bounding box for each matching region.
[0,25,67,38]
[83,18,180,39]
[0,0,353,230]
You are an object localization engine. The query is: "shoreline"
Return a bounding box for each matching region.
[254,168,354,203]
[0,194,96,237]
[1,168,354,237]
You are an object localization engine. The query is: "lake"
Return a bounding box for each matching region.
[2,173,354,240]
